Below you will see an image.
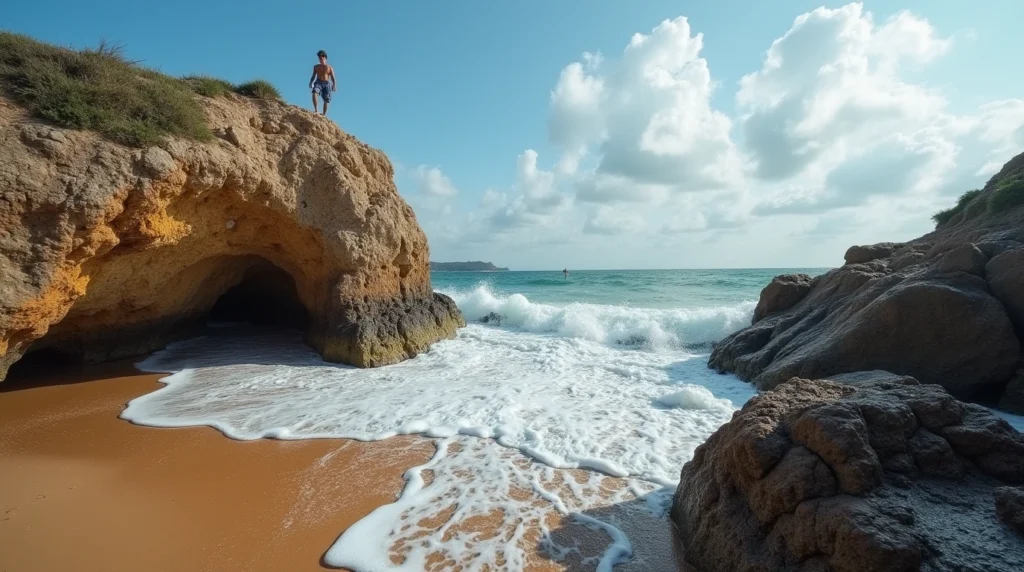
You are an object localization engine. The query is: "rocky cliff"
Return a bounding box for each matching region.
[709,151,1024,409]
[0,94,465,380]
[672,372,1024,571]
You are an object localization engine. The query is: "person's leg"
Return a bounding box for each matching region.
[321,85,331,115]
[311,90,318,112]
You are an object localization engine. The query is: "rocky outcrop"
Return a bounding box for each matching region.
[987,248,1024,333]
[752,273,814,324]
[0,94,465,379]
[844,242,903,264]
[672,372,1024,571]
[710,152,1024,402]
[1000,369,1024,413]
[997,487,1024,535]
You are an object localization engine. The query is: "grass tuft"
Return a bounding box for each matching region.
[233,79,281,100]
[931,188,982,226]
[0,31,211,147]
[183,75,234,98]
[989,176,1024,212]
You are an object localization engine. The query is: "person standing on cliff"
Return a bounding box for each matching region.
[309,50,337,116]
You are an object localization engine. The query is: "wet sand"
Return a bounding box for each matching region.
[0,360,435,572]
[0,359,688,571]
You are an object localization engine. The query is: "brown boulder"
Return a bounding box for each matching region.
[712,271,1019,397]
[936,242,988,275]
[672,373,1024,571]
[987,248,1024,335]
[709,151,1024,400]
[844,242,902,264]
[0,95,465,379]
[752,273,813,324]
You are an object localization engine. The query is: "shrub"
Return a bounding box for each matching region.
[0,31,211,147]
[931,188,982,226]
[233,79,281,100]
[183,75,233,98]
[989,176,1024,212]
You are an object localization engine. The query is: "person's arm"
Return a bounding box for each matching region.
[329,65,337,91]
[309,67,316,88]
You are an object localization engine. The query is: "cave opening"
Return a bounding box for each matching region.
[2,347,84,389]
[207,261,309,331]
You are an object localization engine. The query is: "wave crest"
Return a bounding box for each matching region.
[438,284,755,350]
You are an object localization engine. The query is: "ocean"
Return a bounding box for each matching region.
[121,268,829,569]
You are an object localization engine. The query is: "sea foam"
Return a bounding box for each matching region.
[124,293,758,569]
[439,284,755,350]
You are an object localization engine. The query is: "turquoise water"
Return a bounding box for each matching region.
[431,268,831,350]
[432,268,830,309]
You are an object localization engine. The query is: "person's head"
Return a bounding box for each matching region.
[317,50,327,62]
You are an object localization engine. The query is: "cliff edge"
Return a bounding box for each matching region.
[0,92,465,379]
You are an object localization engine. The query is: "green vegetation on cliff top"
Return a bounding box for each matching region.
[0,31,281,147]
[932,170,1024,227]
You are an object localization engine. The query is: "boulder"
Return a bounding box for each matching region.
[711,272,1020,397]
[936,242,988,275]
[997,487,1024,535]
[672,373,1024,571]
[987,248,1024,335]
[999,369,1024,415]
[844,242,902,264]
[752,273,813,324]
[710,152,1024,400]
[0,95,465,379]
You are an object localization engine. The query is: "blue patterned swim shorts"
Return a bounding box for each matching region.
[312,80,332,103]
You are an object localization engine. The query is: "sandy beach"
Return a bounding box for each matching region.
[0,360,436,572]
[0,356,689,572]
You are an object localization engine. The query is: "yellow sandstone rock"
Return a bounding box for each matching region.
[0,95,464,379]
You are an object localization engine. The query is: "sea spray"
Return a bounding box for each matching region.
[439,283,756,350]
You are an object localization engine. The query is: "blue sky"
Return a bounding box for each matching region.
[6,1,1024,269]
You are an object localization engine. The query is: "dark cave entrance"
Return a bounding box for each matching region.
[3,259,310,389]
[208,261,309,331]
[2,347,84,389]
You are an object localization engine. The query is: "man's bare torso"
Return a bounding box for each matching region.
[313,63,333,82]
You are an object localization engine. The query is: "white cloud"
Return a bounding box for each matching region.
[737,3,948,184]
[550,16,744,194]
[583,207,645,236]
[412,165,459,198]
[415,2,1024,269]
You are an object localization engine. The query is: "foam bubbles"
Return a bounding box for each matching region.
[654,385,734,412]
[125,314,756,568]
[439,284,755,350]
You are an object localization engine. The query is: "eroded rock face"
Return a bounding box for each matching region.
[997,487,1024,535]
[987,248,1024,335]
[752,273,814,324]
[0,95,465,378]
[710,152,1024,399]
[672,373,1024,571]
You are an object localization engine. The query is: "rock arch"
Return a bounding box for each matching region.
[0,94,464,380]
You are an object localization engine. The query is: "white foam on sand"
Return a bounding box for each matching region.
[124,310,756,569]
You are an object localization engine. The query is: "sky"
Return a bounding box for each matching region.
[5,1,1024,270]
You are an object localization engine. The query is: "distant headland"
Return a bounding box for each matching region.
[430,261,509,272]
